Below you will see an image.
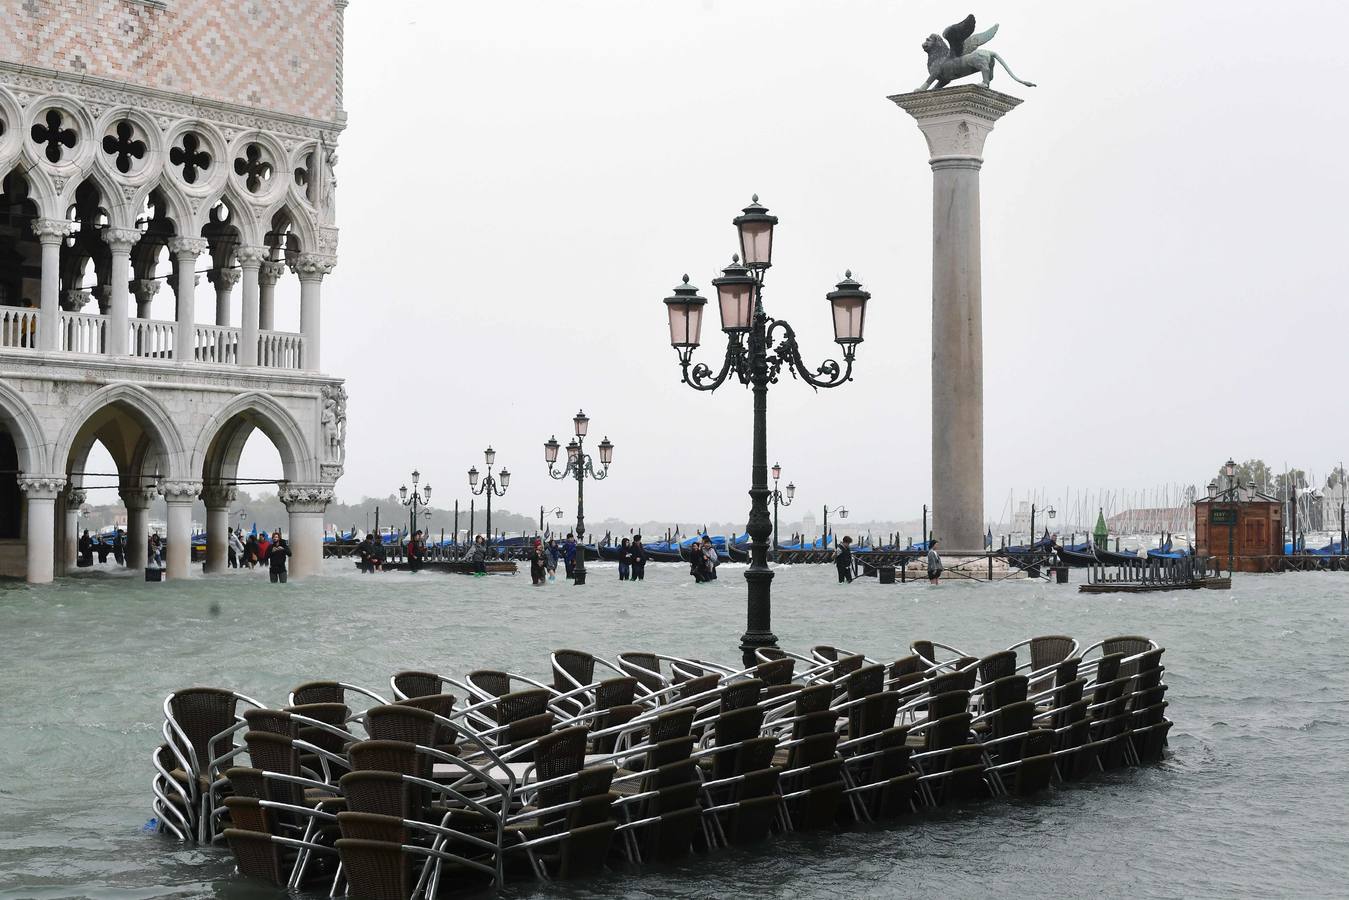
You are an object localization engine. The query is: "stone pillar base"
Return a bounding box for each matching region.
[160,481,201,580]
[280,484,335,579]
[18,475,65,584]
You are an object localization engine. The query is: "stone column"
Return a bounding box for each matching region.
[168,238,207,363]
[201,483,236,573]
[103,227,141,355]
[208,266,240,328]
[258,259,285,332]
[61,488,86,575]
[121,487,155,571]
[292,254,335,372]
[159,480,201,580]
[890,85,1021,550]
[279,483,334,579]
[32,219,75,352]
[18,475,65,584]
[236,247,266,366]
[133,278,160,320]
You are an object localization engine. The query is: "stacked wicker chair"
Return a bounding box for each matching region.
[151,635,1173,897]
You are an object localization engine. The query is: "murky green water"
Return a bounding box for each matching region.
[1,562,1346,898]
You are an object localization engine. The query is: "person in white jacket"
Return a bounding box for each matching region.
[227,528,244,569]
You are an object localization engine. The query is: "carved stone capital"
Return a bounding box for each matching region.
[65,488,88,509]
[132,278,162,300]
[32,218,77,244]
[888,85,1021,162]
[167,237,209,259]
[259,260,287,285]
[120,488,158,510]
[316,225,339,257]
[60,289,90,312]
[279,483,335,513]
[158,480,203,503]
[201,483,238,509]
[320,463,345,483]
[235,245,270,269]
[291,253,336,282]
[103,226,143,253]
[18,475,67,499]
[208,268,242,290]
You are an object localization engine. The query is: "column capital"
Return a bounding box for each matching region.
[888,85,1022,162]
[66,488,87,508]
[120,487,158,510]
[291,253,336,282]
[103,226,143,252]
[167,237,209,259]
[201,483,238,509]
[259,260,287,285]
[208,268,242,289]
[60,288,90,312]
[32,218,76,244]
[236,245,269,268]
[158,480,203,503]
[279,483,335,513]
[133,278,162,300]
[18,475,67,499]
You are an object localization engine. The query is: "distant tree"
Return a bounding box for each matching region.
[1272,469,1308,500]
[1326,466,1347,490]
[1215,459,1273,491]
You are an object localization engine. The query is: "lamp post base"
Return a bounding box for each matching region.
[573,571,586,585]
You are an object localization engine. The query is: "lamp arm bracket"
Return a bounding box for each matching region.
[765,318,852,391]
[678,336,742,392]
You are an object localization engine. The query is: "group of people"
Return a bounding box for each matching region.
[226,528,292,582]
[689,535,719,583]
[76,528,125,567]
[354,531,390,573]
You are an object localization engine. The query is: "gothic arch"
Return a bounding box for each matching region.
[262,197,317,254]
[134,177,193,237]
[193,392,315,485]
[0,381,51,474]
[55,383,188,484]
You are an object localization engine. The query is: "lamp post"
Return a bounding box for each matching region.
[398,471,432,545]
[540,505,564,533]
[823,504,848,546]
[769,462,795,555]
[663,196,870,666]
[1224,458,1237,573]
[544,410,613,585]
[468,447,509,554]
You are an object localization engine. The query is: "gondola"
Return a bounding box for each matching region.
[1094,547,1142,566]
[1056,545,1098,568]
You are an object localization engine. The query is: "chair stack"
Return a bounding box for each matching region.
[150,633,1172,897]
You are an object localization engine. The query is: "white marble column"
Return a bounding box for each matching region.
[292,254,335,372]
[121,487,155,571]
[236,247,266,366]
[18,475,65,584]
[103,228,140,355]
[258,259,284,332]
[61,488,85,575]
[208,266,240,328]
[133,278,160,320]
[159,480,201,580]
[201,484,236,574]
[280,484,334,578]
[890,85,1021,550]
[168,238,207,363]
[32,219,75,352]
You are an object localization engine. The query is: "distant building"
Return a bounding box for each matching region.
[1195,485,1283,573]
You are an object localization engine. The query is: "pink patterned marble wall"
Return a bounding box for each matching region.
[0,0,343,122]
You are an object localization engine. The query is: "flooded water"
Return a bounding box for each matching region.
[1,562,1346,899]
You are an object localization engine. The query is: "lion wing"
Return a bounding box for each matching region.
[941,15,976,55]
[961,23,998,55]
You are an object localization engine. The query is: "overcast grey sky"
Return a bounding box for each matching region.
[233,0,1349,525]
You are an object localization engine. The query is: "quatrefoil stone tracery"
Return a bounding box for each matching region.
[234,142,273,194]
[169,132,211,184]
[101,120,146,174]
[31,109,76,163]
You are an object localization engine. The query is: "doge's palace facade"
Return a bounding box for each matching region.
[0,0,349,582]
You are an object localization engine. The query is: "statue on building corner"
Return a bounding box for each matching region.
[320,383,347,465]
[916,15,1036,92]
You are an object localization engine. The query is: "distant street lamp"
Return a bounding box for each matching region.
[770,462,795,555]
[398,471,432,541]
[823,504,848,545]
[663,196,870,665]
[544,410,612,585]
[540,505,564,533]
[468,446,509,551]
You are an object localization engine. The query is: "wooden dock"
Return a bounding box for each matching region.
[356,560,518,575]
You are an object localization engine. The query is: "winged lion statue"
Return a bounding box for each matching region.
[916,14,1036,92]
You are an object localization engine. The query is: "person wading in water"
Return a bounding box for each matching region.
[927,539,943,584]
[835,535,854,584]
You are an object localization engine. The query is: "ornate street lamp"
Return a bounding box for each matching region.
[664,196,870,665]
[469,446,509,552]
[769,462,795,556]
[399,470,432,544]
[544,411,613,585]
[823,504,848,546]
[539,505,564,533]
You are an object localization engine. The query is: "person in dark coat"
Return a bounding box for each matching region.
[630,536,647,581]
[618,537,632,581]
[835,535,854,584]
[562,534,577,578]
[77,529,94,567]
[689,541,712,583]
[529,539,548,585]
[112,528,125,566]
[244,533,259,569]
[408,529,425,572]
[268,532,290,583]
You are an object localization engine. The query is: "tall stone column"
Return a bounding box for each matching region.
[133,278,160,320]
[201,484,236,573]
[890,85,1022,550]
[18,475,65,584]
[169,238,207,363]
[32,219,75,352]
[280,483,334,578]
[292,254,334,372]
[237,247,266,366]
[121,487,155,571]
[159,480,201,580]
[208,266,240,328]
[61,488,86,575]
[258,259,285,332]
[103,227,141,355]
